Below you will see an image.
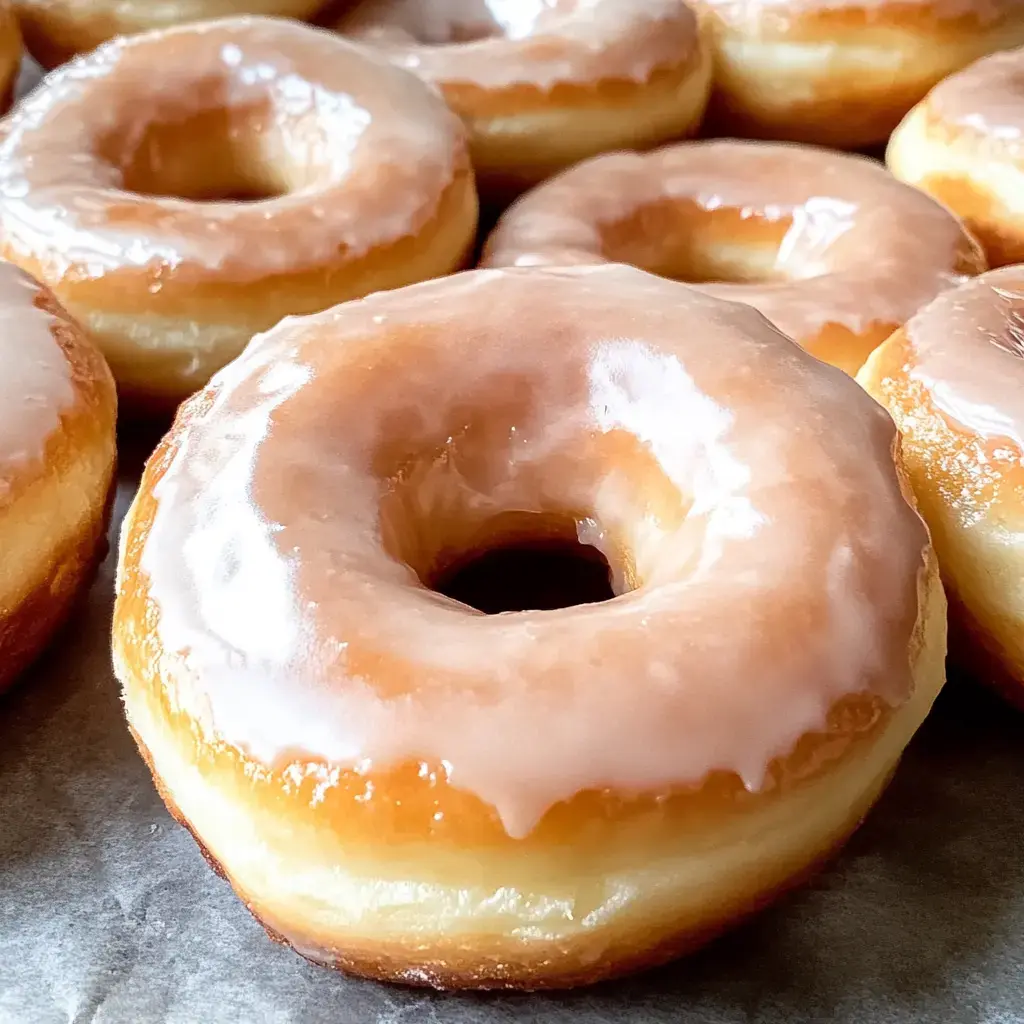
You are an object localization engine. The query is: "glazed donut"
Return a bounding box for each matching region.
[888,47,1024,269]
[482,141,985,376]
[11,0,329,68]
[689,0,1024,149]
[114,264,945,989]
[0,260,116,694]
[859,266,1024,707]
[331,0,710,195]
[0,17,478,407]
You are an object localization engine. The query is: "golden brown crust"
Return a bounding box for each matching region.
[0,480,114,694]
[693,1,1024,148]
[858,325,1024,705]
[129,713,884,990]
[0,277,117,693]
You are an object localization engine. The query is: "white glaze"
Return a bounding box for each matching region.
[335,0,700,91]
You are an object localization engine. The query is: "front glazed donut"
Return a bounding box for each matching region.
[115,264,946,989]
[11,0,329,68]
[859,267,1024,708]
[888,47,1024,269]
[689,0,1024,148]
[332,0,710,195]
[483,141,985,376]
[0,17,478,406]
[0,260,116,694]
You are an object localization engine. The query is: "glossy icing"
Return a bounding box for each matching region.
[482,141,980,346]
[134,265,930,839]
[926,46,1024,145]
[906,265,1024,445]
[333,0,700,91]
[0,262,74,496]
[0,16,467,283]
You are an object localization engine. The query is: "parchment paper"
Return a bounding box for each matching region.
[3,56,1024,1024]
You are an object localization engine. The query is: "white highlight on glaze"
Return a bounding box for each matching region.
[131,265,928,838]
[0,263,74,492]
[907,268,1024,446]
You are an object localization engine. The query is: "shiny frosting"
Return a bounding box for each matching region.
[926,46,1024,145]
[483,141,979,344]
[135,265,930,838]
[906,265,1024,445]
[0,16,466,283]
[333,0,700,90]
[0,262,74,498]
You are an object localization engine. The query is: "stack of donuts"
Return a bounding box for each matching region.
[4,0,1024,993]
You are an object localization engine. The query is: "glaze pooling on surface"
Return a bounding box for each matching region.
[906,266,1024,445]
[0,16,466,282]
[334,0,700,91]
[483,142,980,343]
[136,265,930,839]
[927,46,1024,145]
[0,262,74,492]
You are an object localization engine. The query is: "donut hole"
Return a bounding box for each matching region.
[432,535,616,613]
[598,201,842,286]
[95,94,343,202]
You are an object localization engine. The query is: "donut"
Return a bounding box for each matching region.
[688,0,1024,149]
[0,17,478,407]
[331,0,710,196]
[114,264,945,989]
[859,266,1024,708]
[482,141,985,376]
[11,0,329,68]
[888,46,1024,269]
[0,0,21,113]
[0,260,116,695]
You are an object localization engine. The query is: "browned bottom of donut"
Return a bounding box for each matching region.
[0,477,115,695]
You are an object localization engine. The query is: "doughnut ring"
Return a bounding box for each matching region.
[888,46,1024,269]
[0,260,116,694]
[11,0,329,68]
[0,17,478,406]
[482,141,985,376]
[689,0,1024,149]
[115,264,945,989]
[332,0,711,195]
[859,266,1024,708]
